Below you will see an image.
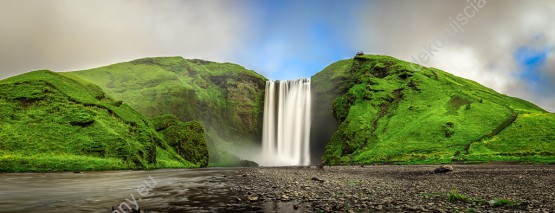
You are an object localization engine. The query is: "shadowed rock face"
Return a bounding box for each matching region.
[310,59,351,164]
[433,165,454,174]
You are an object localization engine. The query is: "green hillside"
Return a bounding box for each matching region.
[69,57,267,165]
[3,55,551,170]
[318,54,555,165]
[0,70,206,172]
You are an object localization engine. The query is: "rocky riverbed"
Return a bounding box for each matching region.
[229,164,555,212]
[2,165,554,212]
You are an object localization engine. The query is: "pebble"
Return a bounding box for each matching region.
[232,165,555,212]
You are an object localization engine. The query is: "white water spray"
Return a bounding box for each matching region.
[261,79,311,166]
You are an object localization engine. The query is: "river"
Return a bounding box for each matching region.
[0,168,257,213]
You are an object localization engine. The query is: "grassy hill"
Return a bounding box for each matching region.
[4,55,551,170]
[0,70,206,172]
[69,57,267,165]
[317,55,555,165]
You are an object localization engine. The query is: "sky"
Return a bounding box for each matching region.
[0,0,553,111]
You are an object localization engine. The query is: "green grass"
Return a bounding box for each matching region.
[320,54,555,165]
[69,57,266,142]
[466,113,555,163]
[69,57,267,165]
[465,208,476,213]
[491,199,519,208]
[432,190,519,209]
[420,192,443,198]
[346,179,362,187]
[448,189,469,202]
[0,70,202,172]
[0,152,128,172]
[154,147,196,168]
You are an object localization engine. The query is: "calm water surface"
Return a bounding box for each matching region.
[0,168,251,213]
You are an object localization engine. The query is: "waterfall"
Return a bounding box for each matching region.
[262,78,311,166]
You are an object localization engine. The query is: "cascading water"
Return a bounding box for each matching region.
[262,78,311,166]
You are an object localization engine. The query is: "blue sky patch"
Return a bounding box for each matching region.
[514,46,550,85]
[235,0,364,80]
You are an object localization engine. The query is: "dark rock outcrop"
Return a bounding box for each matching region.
[433,165,454,174]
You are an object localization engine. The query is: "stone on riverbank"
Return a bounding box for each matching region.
[433,165,454,174]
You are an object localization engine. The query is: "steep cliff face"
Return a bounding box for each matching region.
[318,55,555,165]
[310,59,351,164]
[0,70,198,172]
[70,57,267,163]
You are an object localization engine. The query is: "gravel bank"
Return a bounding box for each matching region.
[230,165,555,212]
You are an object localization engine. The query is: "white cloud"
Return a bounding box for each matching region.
[0,0,251,79]
[358,0,555,111]
[1,0,553,112]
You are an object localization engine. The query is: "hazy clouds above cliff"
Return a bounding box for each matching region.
[0,0,553,111]
[0,0,251,78]
[360,0,555,111]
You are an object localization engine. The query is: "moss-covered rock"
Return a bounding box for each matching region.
[152,114,209,167]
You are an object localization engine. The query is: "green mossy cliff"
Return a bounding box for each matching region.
[0,70,205,172]
[3,54,553,171]
[317,55,555,165]
[69,57,267,164]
